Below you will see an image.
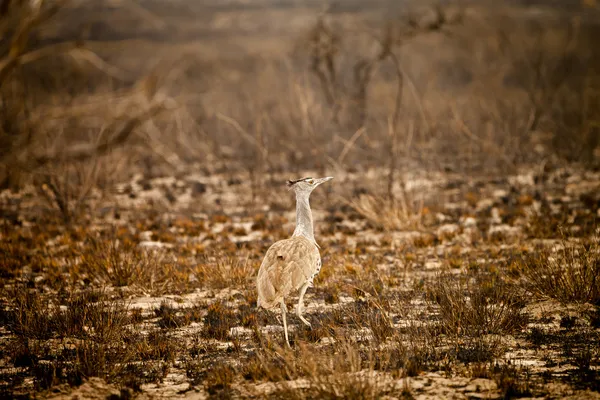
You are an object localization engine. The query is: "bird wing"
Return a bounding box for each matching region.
[256,236,320,309]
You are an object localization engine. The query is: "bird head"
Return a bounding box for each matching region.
[286,176,333,194]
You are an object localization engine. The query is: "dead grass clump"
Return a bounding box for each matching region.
[349,299,395,343]
[518,239,600,305]
[2,289,56,341]
[0,233,33,279]
[319,283,340,304]
[1,288,141,390]
[291,341,395,399]
[348,194,423,231]
[429,272,527,362]
[306,371,393,400]
[412,233,437,248]
[60,291,131,344]
[204,363,237,396]
[391,319,448,377]
[78,237,189,295]
[134,330,179,364]
[184,358,205,386]
[241,350,288,383]
[79,238,154,288]
[34,159,104,226]
[155,301,182,329]
[238,304,258,328]
[525,211,570,239]
[202,301,237,341]
[194,253,255,289]
[295,317,336,344]
[431,273,527,337]
[242,338,396,398]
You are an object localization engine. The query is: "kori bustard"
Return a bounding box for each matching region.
[256,176,333,346]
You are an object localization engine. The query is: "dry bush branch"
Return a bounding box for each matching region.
[32,100,172,167]
[0,0,69,82]
[0,0,182,196]
[35,158,100,224]
[306,5,461,131]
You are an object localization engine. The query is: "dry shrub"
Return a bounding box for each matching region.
[33,154,126,225]
[0,288,148,390]
[431,272,527,337]
[518,239,600,305]
[194,252,255,289]
[249,340,395,399]
[346,299,395,344]
[300,342,395,399]
[429,272,527,362]
[2,287,58,341]
[133,329,179,363]
[202,301,237,341]
[155,301,182,329]
[0,0,177,197]
[348,193,423,231]
[2,288,130,343]
[241,348,288,383]
[154,301,204,329]
[78,237,188,294]
[204,363,237,396]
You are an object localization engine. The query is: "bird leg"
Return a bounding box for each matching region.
[281,300,290,347]
[297,281,312,328]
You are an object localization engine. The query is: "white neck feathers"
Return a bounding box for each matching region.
[292,192,316,244]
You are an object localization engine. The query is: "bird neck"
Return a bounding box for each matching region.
[292,192,315,243]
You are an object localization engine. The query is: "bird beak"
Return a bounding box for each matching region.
[315,176,334,185]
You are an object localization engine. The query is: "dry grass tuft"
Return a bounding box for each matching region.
[0,288,157,391]
[194,252,256,289]
[204,363,237,396]
[429,272,528,362]
[202,301,237,341]
[348,194,424,231]
[518,239,600,306]
[431,272,528,337]
[251,340,396,399]
[78,237,189,295]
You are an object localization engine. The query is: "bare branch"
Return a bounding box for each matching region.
[32,101,172,167]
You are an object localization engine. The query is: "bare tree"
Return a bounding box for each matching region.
[0,0,173,189]
[307,5,462,199]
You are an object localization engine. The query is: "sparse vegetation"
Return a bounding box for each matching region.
[518,239,600,305]
[1,0,599,398]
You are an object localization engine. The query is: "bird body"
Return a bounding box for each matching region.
[256,176,333,345]
[256,236,320,309]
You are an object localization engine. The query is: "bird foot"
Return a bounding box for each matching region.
[299,317,312,328]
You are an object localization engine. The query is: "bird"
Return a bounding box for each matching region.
[256,176,333,346]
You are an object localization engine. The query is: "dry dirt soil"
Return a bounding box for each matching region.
[1,0,599,399]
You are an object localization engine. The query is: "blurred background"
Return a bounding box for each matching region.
[1,0,599,197]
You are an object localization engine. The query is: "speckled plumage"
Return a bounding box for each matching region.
[256,176,333,346]
[256,235,320,309]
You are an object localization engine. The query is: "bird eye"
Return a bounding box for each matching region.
[307,179,314,184]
